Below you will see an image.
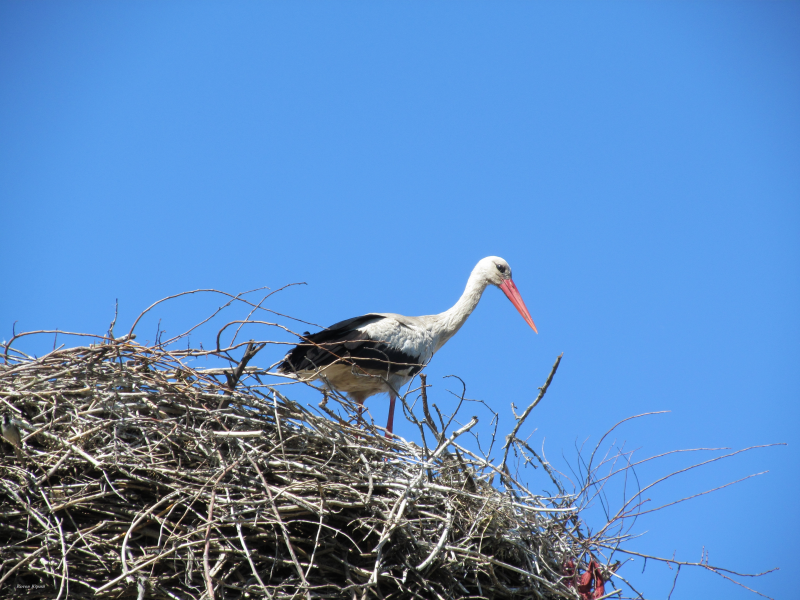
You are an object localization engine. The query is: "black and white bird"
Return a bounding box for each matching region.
[2,413,24,461]
[2,413,21,448]
[278,256,537,434]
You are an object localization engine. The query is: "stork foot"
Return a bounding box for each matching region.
[385,394,396,438]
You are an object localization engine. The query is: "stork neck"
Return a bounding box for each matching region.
[434,269,490,350]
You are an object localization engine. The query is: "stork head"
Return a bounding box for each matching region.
[477,256,538,334]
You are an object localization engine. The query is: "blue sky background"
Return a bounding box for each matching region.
[1,2,798,598]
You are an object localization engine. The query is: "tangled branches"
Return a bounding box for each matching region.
[0,289,778,599]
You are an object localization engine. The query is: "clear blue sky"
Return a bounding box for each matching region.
[1,2,798,598]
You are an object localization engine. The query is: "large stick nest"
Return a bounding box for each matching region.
[0,334,600,600]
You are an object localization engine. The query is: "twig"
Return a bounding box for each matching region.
[108,299,119,339]
[248,455,311,594]
[415,505,454,571]
[667,564,681,600]
[502,353,562,472]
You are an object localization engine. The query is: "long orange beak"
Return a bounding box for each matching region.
[499,279,538,334]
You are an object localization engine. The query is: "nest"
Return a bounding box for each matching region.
[0,279,779,600]
[0,332,609,600]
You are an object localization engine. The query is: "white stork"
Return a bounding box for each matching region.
[278,256,537,434]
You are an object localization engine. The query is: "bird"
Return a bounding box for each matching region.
[2,413,21,448]
[278,256,538,435]
[2,413,24,461]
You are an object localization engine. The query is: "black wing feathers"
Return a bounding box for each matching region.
[279,315,423,377]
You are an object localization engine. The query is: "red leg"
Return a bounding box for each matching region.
[386,394,396,436]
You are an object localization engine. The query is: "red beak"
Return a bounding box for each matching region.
[499,279,538,334]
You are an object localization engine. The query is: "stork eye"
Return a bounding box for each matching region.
[496,264,506,273]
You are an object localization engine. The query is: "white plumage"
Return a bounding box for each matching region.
[279,256,537,434]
